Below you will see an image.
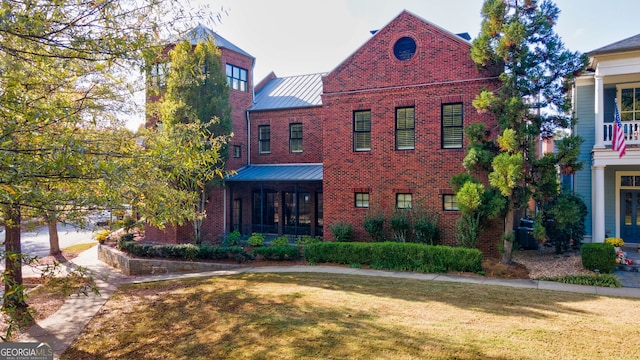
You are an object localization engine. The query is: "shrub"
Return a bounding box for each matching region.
[455,214,481,248]
[271,236,289,246]
[296,235,323,246]
[413,218,439,245]
[117,238,252,262]
[330,222,353,242]
[94,229,112,244]
[364,212,385,242]
[389,212,410,242]
[303,241,482,273]
[225,229,242,246]
[580,243,616,273]
[248,233,265,247]
[539,274,621,288]
[253,245,299,260]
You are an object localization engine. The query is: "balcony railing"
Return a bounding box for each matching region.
[603,120,640,146]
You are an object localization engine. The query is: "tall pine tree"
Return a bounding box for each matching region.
[460,0,587,263]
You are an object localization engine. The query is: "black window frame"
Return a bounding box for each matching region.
[258,125,271,154]
[355,192,370,208]
[396,107,415,150]
[442,103,463,149]
[353,110,371,152]
[289,123,303,153]
[226,64,248,92]
[232,145,241,158]
[396,193,412,209]
[443,194,459,211]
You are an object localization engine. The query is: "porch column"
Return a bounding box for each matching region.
[593,165,605,243]
[594,75,605,149]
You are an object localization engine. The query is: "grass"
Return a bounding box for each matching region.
[62,242,97,254]
[62,272,640,360]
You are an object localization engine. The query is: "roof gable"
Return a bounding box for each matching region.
[322,10,489,93]
[589,33,640,56]
[186,25,254,59]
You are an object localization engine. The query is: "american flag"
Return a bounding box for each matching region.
[613,100,626,158]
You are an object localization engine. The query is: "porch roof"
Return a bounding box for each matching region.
[226,164,323,182]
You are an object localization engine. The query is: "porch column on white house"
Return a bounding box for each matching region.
[593,165,606,242]
[594,75,605,149]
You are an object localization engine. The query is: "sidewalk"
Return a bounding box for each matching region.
[17,245,640,359]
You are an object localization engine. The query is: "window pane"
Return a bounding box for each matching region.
[443,195,459,211]
[355,132,371,151]
[240,69,247,81]
[622,176,633,187]
[622,88,633,112]
[355,193,370,208]
[397,193,412,209]
[396,129,415,150]
[443,128,463,149]
[226,64,232,76]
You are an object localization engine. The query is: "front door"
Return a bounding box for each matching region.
[620,190,640,242]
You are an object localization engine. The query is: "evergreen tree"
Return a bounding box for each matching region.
[459,0,587,263]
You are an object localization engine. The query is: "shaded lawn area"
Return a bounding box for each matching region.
[62,273,640,360]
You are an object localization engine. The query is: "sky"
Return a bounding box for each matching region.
[209,0,639,82]
[129,0,640,129]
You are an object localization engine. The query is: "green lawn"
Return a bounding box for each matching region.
[62,273,640,359]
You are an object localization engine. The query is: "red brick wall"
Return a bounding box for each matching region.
[321,10,501,246]
[248,106,324,164]
[220,48,253,171]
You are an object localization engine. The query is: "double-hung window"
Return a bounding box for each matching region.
[442,103,463,149]
[258,125,270,154]
[226,64,248,92]
[396,193,412,209]
[355,193,370,208]
[396,107,415,150]
[354,110,371,151]
[290,123,303,153]
[443,194,459,211]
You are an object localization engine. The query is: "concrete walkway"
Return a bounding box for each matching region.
[17,245,640,359]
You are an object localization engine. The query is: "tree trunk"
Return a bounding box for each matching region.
[2,205,29,318]
[48,219,61,256]
[502,205,515,264]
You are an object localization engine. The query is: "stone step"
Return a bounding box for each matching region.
[615,263,640,272]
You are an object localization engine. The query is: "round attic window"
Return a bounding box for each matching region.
[393,37,416,61]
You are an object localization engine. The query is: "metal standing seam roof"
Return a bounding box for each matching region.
[186,24,254,59]
[226,164,323,182]
[589,33,640,55]
[250,73,326,111]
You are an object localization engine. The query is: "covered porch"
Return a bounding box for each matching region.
[225,164,323,238]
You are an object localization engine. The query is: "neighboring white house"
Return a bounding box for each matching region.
[574,33,640,244]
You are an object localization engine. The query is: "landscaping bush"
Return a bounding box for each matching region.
[304,241,482,273]
[390,212,410,242]
[225,229,242,246]
[248,233,265,247]
[580,243,616,273]
[94,229,112,244]
[296,235,323,246]
[330,222,353,242]
[271,236,289,246]
[413,217,439,245]
[539,274,621,288]
[117,237,252,262]
[364,212,385,242]
[253,245,300,260]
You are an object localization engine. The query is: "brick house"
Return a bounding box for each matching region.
[148,11,501,252]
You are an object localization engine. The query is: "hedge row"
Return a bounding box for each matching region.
[304,241,483,273]
[118,239,253,262]
[253,245,300,260]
